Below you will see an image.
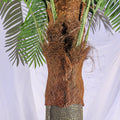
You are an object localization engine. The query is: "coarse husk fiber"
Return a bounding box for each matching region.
[43,0,90,107]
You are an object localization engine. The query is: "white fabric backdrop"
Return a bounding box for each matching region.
[0,17,120,120]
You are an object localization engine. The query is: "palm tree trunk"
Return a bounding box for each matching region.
[43,0,89,120]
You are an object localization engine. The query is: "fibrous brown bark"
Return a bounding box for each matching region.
[43,0,90,108]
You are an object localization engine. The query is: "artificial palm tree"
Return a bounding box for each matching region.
[0,0,120,120]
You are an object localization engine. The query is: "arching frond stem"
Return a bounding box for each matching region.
[24,0,44,45]
[50,0,57,23]
[85,0,103,43]
[77,0,91,46]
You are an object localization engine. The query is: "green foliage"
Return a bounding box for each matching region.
[99,0,120,32]
[95,0,120,32]
[0,0,48,67]
[77,0,120,45]
[17,0,48,67]
[88,9,112,34]
[0,0,25,66]
[85,0,104,42]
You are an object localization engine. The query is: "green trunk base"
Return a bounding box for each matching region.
[46,104,83,120]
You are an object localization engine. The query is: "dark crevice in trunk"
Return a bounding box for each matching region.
[61,22,68,35]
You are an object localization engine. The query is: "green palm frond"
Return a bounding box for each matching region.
[21,1,29,21]
[17,0,48,67]
[99,0,120,32]
[88,9,113,34]
[77,0,120,44]
[0,0,25,66]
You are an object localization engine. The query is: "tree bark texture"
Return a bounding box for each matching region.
[43,0,89,119]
